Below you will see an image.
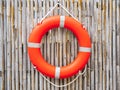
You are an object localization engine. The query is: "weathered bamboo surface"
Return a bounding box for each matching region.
[0,0,120,90]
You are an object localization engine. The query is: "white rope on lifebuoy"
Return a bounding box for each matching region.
[40,66,87,88]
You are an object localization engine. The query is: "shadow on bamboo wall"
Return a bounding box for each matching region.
[0,0,120,90]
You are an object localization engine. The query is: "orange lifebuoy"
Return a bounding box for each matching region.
[28,16,91,79]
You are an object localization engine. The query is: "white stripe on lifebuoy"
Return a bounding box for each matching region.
[60,16,65,27]
[28,42,41,48]
[55,67,60,79]
[79,47,91,52]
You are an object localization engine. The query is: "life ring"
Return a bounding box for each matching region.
[28,16,91,79]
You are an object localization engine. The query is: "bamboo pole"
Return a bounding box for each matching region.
[43,0,47,90]
[68,1,73,90]
[97,1,103,90]
[90,0,96,90]
[22,0,27,90]
[116,0,120,90]
[38,0,44,90]
[109,1,113,90]
[6,0,12,90]
[34,1,39,90]
[53,0,60,89]
[82,1,87,90]
[14,0,19,90]
[86,0,91,90]
[0,0,2,74]
[11,0,15,90]
[58,0,65,89]
[3,1,7,89]
[0,1,4,90]
[112,0,117,90]
[26,0,31,90]
[106,0,110,90]
[94,0,99,90]
[90,0,95,89]
[50,23,55,90]
[73,0,80,90]
[49,1,55,89]
[59,1,64,90]
[66,1,72,88]
[46,1,51,90]
[18,0,23,90]
[62,0,68,90]
[30,0,35,90]
[101,0,107,90]
[78,1,83,90]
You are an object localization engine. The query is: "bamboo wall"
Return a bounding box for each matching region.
[0,0,120,90]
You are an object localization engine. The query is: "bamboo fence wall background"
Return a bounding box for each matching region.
[0,0,120,90]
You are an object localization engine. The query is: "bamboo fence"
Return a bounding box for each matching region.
[0,0,120,90]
